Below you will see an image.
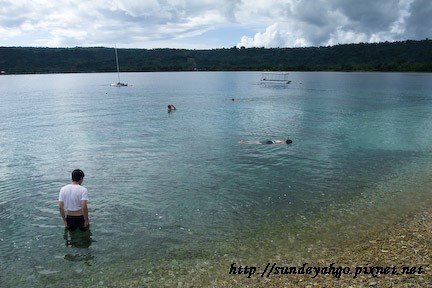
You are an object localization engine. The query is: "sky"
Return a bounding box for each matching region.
[0,0,431,49]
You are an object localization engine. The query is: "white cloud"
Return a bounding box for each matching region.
[0,0,430,48]
[237,23,291,48]
[115,0,161,17]
[0,26,21,38]
[326,28,368,46]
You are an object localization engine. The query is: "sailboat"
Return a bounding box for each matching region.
[111,45,128,87]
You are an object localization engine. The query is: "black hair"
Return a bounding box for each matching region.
[286,139,293,144]
[72,169,85,181]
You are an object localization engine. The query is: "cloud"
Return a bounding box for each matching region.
[404,0,432,39]
[238,23,286,48]
[115,0,161,17]
[236,0,430,48]
[0,0,430,48]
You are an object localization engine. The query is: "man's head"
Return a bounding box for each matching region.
[72,169,85,182]
[286,139,293,144]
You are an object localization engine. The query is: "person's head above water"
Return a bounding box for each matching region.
[286,139,293,144]
[72,169,85,182]
[167,104,176,112]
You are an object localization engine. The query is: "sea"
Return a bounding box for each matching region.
[0,71,431,287]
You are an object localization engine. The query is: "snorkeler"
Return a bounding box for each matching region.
[239,139,293,144]
[264,139,293,144]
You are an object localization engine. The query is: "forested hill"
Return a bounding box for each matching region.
[1,39,431,74]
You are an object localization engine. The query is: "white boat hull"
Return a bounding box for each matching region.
[111,82,128,87]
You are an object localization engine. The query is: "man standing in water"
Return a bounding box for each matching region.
[58,169,89,231]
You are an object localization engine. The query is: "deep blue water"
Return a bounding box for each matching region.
[0,71,432,286]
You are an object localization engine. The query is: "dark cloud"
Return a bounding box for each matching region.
[294,0,332,27]
[404,0,432,39]
[222,0,242,22]
[333,0,401,32]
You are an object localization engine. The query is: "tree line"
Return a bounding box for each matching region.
[1,39,431,74]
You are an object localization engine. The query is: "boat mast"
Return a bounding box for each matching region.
[115,45,121,83]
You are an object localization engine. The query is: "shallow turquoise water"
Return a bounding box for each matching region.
[0,71,432,286]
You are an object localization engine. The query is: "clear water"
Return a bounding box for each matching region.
[1,71,432,286]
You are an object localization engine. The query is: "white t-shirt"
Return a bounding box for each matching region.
[58,184,89,212]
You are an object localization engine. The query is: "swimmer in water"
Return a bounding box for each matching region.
[239,139,293,144]
[167,104,176,113]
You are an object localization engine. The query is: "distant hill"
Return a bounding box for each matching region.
[1,39,431,74]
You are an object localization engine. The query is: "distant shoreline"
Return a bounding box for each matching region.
[1,39,431,74]
[1,70,432,76]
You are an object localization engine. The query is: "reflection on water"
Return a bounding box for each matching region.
[63,227,93,249]
[63,228,94,265]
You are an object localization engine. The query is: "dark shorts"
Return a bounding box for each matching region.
[66,215,88,231]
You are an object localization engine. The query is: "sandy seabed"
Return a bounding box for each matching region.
[99,197,431,288]
[229,209,431,288]
[116,208,430,288]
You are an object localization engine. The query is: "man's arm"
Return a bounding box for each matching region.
[58,201,67,227]
[81,200,89,227]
